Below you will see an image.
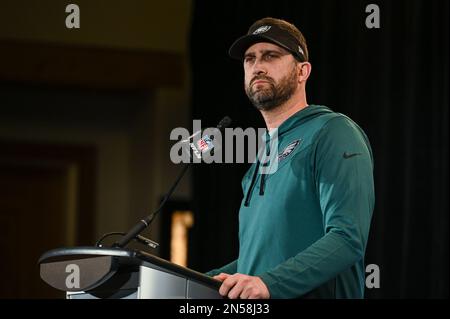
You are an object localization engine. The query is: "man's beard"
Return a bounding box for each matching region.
[245,67,298,111]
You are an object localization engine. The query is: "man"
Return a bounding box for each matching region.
[206,17,375,299]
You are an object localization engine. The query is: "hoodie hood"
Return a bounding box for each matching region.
[244,105,336,207]
[277,105,334,137]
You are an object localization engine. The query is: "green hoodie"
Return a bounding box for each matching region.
[207,105,375,299]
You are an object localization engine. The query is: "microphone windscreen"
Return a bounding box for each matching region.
[216,116,232,131]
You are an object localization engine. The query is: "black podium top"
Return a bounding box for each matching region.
[39,246,222,291]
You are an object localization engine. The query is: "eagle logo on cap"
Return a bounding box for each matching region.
[253,25,271,34]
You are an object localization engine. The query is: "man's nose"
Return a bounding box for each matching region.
[252,58,268,75]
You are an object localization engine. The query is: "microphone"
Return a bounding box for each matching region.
[216,116,232,131]
[179,116,231,161]
[112,116,232,248]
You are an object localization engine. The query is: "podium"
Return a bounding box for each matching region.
[38,246,222,299]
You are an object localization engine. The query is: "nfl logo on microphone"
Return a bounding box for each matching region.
[196,135,214,153]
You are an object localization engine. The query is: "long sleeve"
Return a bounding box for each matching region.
[205,259,238,277]
[259,117,375,298]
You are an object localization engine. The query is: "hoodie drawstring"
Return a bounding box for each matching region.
[259,173,266,195]
[245,131,271,206]
[244,160,260,207]
[259,131,271,196]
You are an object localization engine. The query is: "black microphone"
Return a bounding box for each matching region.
[216,116,232,131]
[113,116,232,248]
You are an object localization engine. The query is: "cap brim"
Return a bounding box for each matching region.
[228,34,295,61]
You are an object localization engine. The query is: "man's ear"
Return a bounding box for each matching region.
[297,62,312,82]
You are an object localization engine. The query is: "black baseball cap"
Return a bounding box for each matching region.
[229,22,307,62]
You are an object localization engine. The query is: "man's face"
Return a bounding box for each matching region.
[243,42,299,111]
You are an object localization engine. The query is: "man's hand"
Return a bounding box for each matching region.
[213,273,270,299]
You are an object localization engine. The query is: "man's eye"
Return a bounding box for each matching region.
[244,57,255,63]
